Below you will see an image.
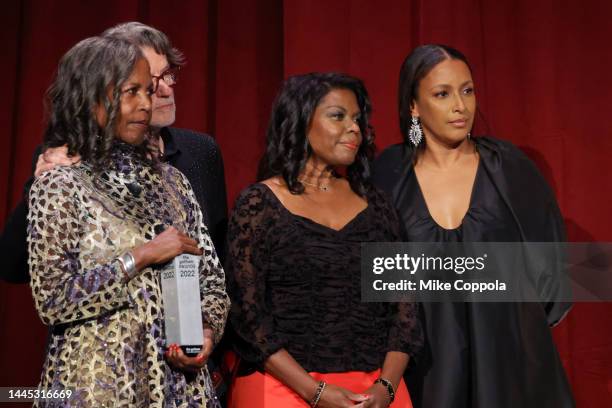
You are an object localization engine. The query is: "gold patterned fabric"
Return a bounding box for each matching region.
[27,143,229,407]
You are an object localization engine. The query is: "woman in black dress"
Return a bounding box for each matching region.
[226,73,423,408]
[372,44,574,408]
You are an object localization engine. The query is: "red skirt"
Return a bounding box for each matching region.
[229,369,412,408]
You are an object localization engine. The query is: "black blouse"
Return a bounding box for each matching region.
[226,183,423,373]
[404,161,522,242]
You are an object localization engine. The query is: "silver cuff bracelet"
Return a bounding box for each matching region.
[117,251,137,280]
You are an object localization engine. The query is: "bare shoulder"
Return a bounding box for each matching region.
[260,176,287,195]
[260,176,301,210]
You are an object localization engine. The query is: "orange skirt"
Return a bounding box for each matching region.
[229,369,412,408]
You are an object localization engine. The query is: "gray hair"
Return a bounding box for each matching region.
[102,21,185,67]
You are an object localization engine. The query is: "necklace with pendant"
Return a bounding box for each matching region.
[299,178,331,191]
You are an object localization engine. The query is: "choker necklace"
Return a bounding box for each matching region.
[299,178,331,192]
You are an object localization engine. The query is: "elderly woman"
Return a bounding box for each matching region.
[372,44,574,408]
[28,36,229,407]
[226,73,423,408]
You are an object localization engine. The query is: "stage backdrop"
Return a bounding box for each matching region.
[1,1,611,406]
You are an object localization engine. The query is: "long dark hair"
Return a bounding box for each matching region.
[44,36,150,171]
[257,72,375,197]
[398,44,471,147]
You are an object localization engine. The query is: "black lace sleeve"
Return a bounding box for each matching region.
[226,185,286,365]
[387,301,424,360]
[370,188,424,359]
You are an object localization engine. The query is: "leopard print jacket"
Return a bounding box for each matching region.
[27,143,229,407]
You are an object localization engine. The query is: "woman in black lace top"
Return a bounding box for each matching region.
[226,73,423,408]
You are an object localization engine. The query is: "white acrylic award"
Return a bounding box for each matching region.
[160,254,204,356]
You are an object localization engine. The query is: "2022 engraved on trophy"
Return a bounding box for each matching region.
[160,254,204,356]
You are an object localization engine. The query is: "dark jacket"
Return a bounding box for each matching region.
[372,136,571,325]
[372,136,574,408]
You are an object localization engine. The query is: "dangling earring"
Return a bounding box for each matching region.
[467,131,472,140]
[409,116,423,146]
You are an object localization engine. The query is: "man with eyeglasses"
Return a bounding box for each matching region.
[1,22,227,282]
[104,22,228,263]
[0,20,230,404]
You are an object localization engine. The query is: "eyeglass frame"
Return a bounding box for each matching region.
[151,66,180,93]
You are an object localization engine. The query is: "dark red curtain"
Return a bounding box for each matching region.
[1,1,611,406]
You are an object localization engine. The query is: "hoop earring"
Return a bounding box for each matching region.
[409,116,423,146]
